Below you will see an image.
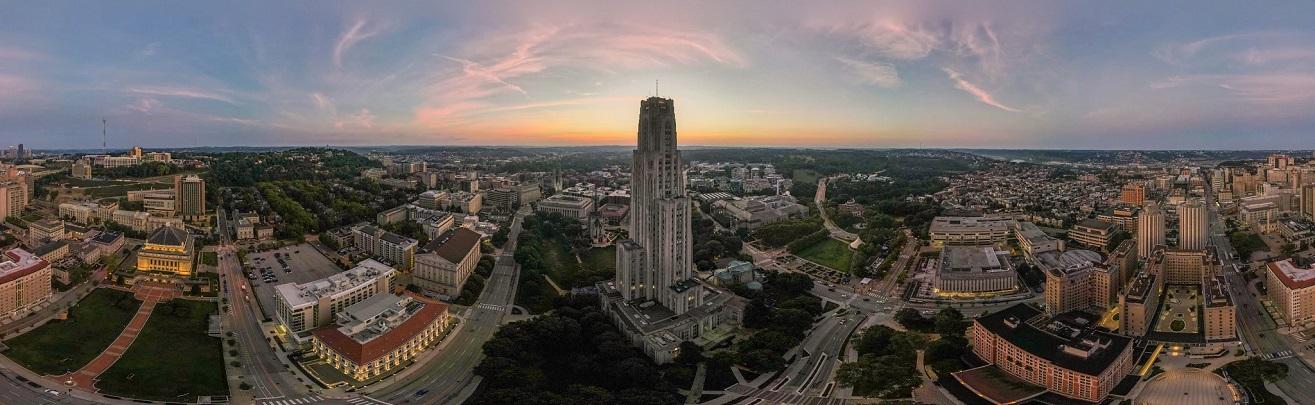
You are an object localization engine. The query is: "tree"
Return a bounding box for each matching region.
[675,341,704,365]
[894,308,932,331]
[934,308,967,337]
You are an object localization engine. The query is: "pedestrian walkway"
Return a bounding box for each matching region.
[55,283,181,391]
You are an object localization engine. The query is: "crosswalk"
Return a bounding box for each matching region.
[258,396,391,405]
[260,396,323,405]
[1263,350,1294,360]
[477,303,504,311]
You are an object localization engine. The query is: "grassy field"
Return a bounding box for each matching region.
[792,169,820,184]
[97,299,227,401]
[796,237,854,271]
[3,289,142,375]
[579,246,616,281]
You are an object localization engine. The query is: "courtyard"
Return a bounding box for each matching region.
[1154,285,1201,335]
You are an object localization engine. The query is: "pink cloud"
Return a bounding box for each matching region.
[414,23,745,129]
[834,56,901,87]
[943,68,1020,112]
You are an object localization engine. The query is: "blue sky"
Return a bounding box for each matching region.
[3,1,1315,149]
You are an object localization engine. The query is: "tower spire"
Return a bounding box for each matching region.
[102,118,107,155]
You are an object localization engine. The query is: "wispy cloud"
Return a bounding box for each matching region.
[415,23,745,128]
[943,68,1020,112]
[333,18,382,68]
[1150,73,1315,104]
[127,86,237,104]
[834,56,901,88]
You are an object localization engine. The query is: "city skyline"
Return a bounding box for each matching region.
[6,1,1315,150]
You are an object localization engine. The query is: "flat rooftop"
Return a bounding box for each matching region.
[939,246,1013,276]
[1268,259,1315,290]
[275,259,395,308]
[0,249,47,284]
[930,216,1014,233]
[976,303,1131,377]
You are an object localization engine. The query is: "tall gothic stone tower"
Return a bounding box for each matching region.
[615,97,702,314]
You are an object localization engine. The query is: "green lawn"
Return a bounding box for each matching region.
[3,288,142,375]
[796,238,854,271]
[97,299,227,401]
[792,169,820,184]
[579,246,616,279]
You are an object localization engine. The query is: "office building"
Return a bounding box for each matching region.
[1119,271,1163,336]
[71,161,93,179]
[711,195,808,231]
[175,175,206,221]
[959,304,1134,403]
[934,245,1018,297]
[1267,259,1315,326]
[1069,219,1118,251]
[928,216,1016,249]
[412,228,482,299]
[1038,249,1104,315]
[351,225,418,271]
[136,226,195,278]
[1120,182,1145,206]
[1137,202,1165,260]
[1204,276,1236,341]
[0,248,53,320]
[598,97,745,364]
[1302,183,1315,220]
[1178,200,1208,250]
[1150,247,1218,284]
[536,194,595,222]
[26,218,64,246]
[274,259,397,344]
[310,292,451,382]
[0,181,29,222]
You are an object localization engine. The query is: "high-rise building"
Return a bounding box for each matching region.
[1178,199,1207,250]
[1119,182,1145,206]
[598,97,745,364]
[175,175,206,220]
[1302,183,1315,220]
[616,96,698,312]
[0,181,28,222]
[1137,202,1165,259]
[130,146,143,158]
[1267,259,1315,326]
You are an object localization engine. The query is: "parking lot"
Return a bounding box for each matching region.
[243,243,343,320]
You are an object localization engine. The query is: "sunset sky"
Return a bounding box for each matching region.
[4,1,1315,149]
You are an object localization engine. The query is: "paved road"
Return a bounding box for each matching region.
[814,177,858,242]
[1205,182,1315,404]
[724,311,864,404]
[367,207,529,404]
[218,243,308,402]
[0,367,91,405]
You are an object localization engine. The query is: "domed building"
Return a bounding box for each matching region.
[136,225,195,280]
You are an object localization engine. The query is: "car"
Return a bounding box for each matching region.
[44,389,60,396]
[416,389,430,397]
